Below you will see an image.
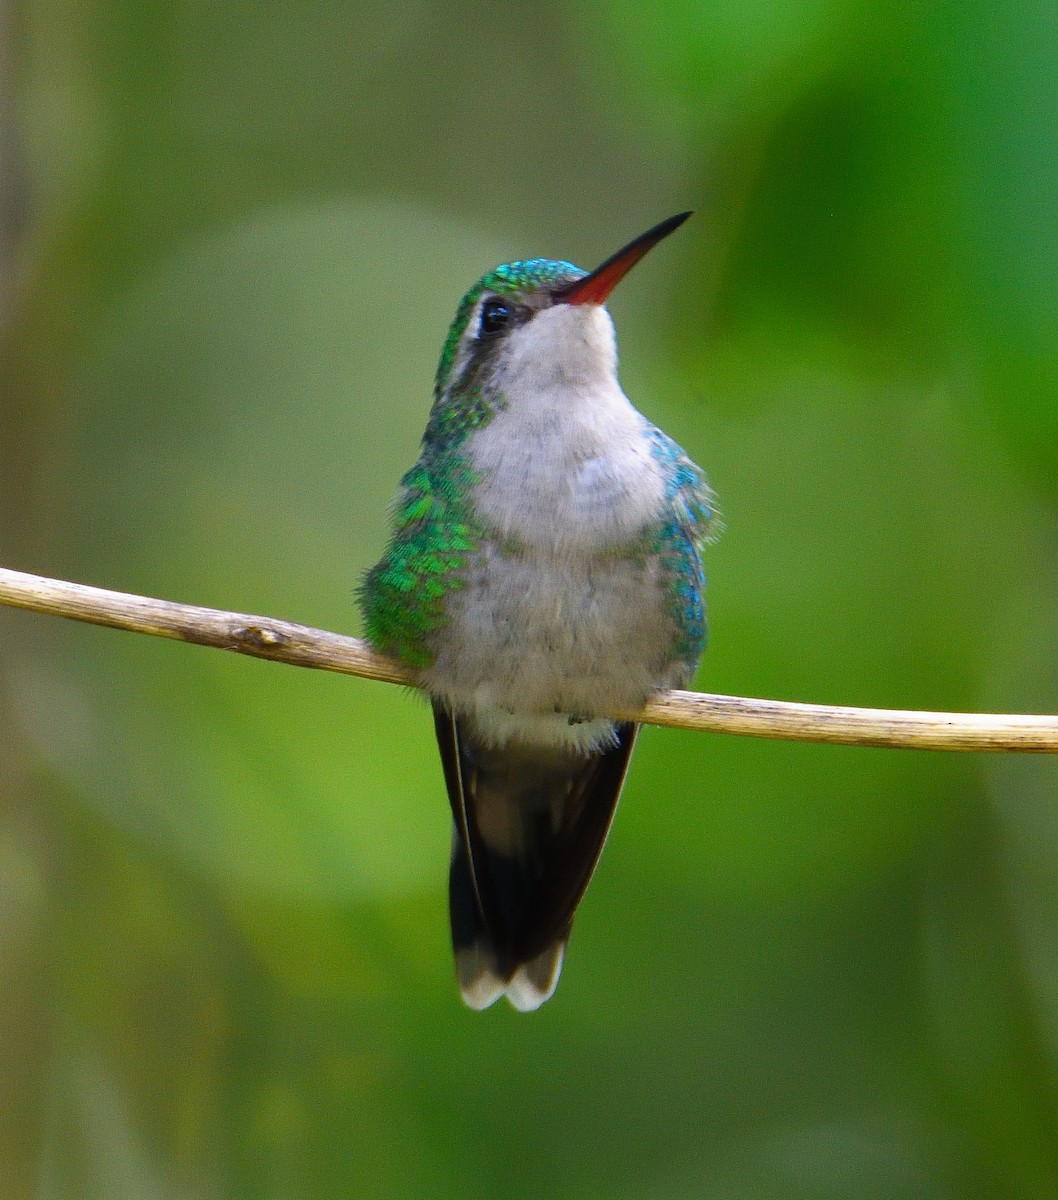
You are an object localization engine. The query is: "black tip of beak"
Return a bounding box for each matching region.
[553,211,693,306]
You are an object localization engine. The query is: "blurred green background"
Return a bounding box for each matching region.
[3,2,1058,1197]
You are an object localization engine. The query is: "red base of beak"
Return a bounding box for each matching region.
[553,211,692,306]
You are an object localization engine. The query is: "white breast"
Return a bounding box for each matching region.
[468,304,666,552]
[419,303,683,750]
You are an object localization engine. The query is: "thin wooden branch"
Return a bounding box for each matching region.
[1,564,1055,752]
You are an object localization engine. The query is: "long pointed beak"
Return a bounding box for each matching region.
[552,211,692,306]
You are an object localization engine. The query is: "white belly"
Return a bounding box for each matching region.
[420,542,684,750]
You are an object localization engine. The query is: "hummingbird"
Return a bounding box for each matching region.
[360,212,715,1011]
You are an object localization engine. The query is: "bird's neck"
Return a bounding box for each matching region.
[467,382,664,553]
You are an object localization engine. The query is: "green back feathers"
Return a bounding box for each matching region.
[360,453,480,667]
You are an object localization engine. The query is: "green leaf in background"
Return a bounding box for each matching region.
[942,1,1058,488]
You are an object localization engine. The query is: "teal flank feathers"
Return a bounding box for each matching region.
[359,213,715,1010]
[360,454,482,668]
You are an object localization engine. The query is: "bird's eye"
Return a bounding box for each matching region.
[479,299,512,337]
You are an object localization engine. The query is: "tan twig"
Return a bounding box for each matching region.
[1,564,1055,752]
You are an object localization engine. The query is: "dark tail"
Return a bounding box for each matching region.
[433,705,637,1010]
